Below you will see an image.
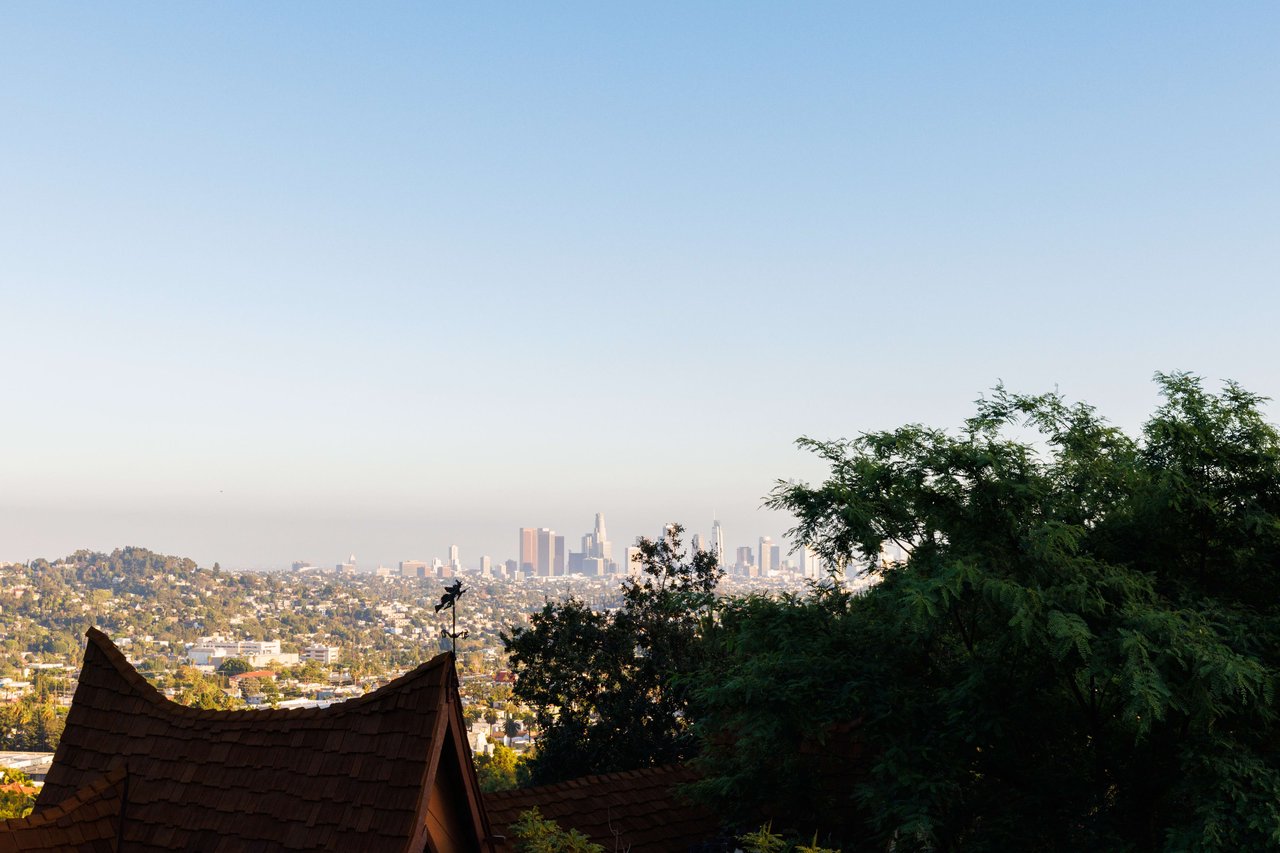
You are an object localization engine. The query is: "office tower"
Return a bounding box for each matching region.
[736,546,753,574]
[798,544,820,579]
[712,519,725,568]
[519,528,537,576]
[479,555,492,576]
[581,513,613,561]
[595,513,613,561]
[759,537,775,574]
[624,546,643,577]
[504,559,517,579]
[449,544,460,572]
[536,528,556,577]
[583,557,607,576]
[554,535,566,576]
[771,544,781,572]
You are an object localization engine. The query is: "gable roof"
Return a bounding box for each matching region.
[34,628,495,852]
[484,764,723,853]
[0,764,125,852]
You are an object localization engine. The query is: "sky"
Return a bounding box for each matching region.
[3,3,1279,570]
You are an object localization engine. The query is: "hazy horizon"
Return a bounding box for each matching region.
[5,4,1278,569]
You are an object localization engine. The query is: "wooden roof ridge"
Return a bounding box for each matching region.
[79,626,455,720]
[484,762,691,802]
[0,764,126,852]
[483,763,723,853]
[35,630,493,852]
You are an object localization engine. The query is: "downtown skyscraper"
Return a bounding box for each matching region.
[519,527,565,577]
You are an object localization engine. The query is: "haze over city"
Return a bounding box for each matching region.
[4,4,1279,569]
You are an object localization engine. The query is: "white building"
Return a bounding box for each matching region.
[187,638,298,668]
[300,645,341,665]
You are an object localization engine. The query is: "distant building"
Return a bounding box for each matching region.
[798,544,821,579]
[712,519,725,568]
[536,529,555,577]
[624,546,643,577]
[479,555,492,576]
[399,560,429,579]
[519,528,537,576]
[449,545,461,573]
[504,559,517,579]
[301,645,341,665]
[736,546,754,575]
[188,638,298,668]
[759,537,775,575]
[291,560,313,572]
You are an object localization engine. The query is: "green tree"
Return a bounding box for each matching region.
[217,657,252,677]
[509,807,604,853]
[693,374,1280,851]
[475,743,521,793]
[173,666,239,710]
[0,766,35,819]
[502,523,721,784]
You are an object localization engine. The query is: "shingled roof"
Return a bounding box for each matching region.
[484,764,724,853]
[0,764,125,853]
[30,628,495,853]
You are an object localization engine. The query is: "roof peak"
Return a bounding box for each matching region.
[81,628,456,719]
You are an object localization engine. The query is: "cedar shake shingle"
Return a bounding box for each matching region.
[0,764,125,852]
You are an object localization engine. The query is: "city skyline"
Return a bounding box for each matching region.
[5,5,1279,570]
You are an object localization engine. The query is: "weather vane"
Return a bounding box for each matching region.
[435,579,469,653]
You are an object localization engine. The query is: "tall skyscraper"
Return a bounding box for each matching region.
[712,519,725,569]
[536,528,556,577]
[554,535,566,576]
[759,537,775,574]
[576,512,615,574]
[593,513,612,561]
[736,546,754,574]
[479,555,492,576]
[691,533,705,554]
[519,528,537,576]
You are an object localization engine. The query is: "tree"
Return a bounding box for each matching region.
[0,766,35,819]
[692,374,1280,851]
[509,807,604,853]
[217,657,252,677]
[475,743,521,793]
[173,667,240,710]
[502,523,721,784]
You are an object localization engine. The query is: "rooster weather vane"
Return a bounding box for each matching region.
[435,579,468,653]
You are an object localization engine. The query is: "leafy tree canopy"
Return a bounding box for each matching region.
[217,657,252,677]
[502,523,721,784]
[510,807,603,853]
[691,373,1280,851]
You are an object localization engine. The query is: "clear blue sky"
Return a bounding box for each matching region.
[3,3,1278,570]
